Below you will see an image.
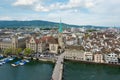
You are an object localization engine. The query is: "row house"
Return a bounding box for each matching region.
[104,53,118,64]
[84,52,93,61]
[94,53,104,63]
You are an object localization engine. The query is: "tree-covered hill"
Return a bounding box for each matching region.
[0,20,80,28]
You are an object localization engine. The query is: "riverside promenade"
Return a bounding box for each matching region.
[51,53,65,80]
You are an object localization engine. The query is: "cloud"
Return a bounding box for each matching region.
[13,0,95,12]
[34,4,49,12]
[0,16,12,20]
[13,0,38,6]
[9,0,120,26]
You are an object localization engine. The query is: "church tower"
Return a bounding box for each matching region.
[58,19,64,49]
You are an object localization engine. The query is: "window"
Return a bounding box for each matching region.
[51,44,55,51]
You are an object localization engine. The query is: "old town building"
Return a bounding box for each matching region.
[0,35,26,50]
[94,53,104,63]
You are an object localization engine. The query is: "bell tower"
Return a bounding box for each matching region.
[58,19,64,49]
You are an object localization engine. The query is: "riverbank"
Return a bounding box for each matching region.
[65,59,120,67]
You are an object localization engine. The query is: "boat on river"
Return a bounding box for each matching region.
[11,59,30,66]
[0,55,3,59]
[0,57,15,66]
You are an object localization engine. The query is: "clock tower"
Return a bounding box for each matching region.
[58,19,65,50]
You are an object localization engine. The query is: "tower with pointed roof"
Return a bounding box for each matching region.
[58,19,64,51]
[58,19,63,33]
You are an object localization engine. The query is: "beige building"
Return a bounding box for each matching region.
[26,36,62,54]
[84,52,93,61]
[64,49,84,60]
[49,44,59,54]
[26,37,38,52]
[0,35,26,50]
[94,53,104,63]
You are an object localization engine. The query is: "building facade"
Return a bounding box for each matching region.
[94,53,104,63]
[104,53,118,64]
[26,36,60,54]
[84,52,93,61]
[0,35,26,50]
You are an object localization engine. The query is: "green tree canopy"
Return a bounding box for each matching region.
[24,48,32,56]
[15,48,22,55]
[4,48,12,55]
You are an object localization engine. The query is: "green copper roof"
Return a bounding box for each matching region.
[58,19,63,33]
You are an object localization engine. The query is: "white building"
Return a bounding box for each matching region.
[104,53,118,64]
[84,52,93,61]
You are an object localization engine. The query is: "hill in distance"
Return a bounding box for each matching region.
[0,20,81,28]
[0,20,112,29]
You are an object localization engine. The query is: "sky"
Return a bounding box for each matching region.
[0,0,120,26]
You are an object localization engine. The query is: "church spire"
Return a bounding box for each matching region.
[58,18,63,33]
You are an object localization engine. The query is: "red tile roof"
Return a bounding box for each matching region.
[40,36,58,44]
[27,36,58,44]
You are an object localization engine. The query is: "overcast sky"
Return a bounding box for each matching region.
[0,0,120,26]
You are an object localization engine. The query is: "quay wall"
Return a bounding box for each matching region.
[24,56,56,63]
[65,59,120,67]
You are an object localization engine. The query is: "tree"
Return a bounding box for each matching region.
[15,48,22,55]
[4,48,12,55]
[24,48,32,56]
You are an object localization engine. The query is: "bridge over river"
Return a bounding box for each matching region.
[51,53,65,80]
[51,50,84,80]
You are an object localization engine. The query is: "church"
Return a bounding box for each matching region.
[26,20,65,54]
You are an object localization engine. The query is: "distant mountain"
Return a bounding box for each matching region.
[0,20,81,29]
[0,20,116,29]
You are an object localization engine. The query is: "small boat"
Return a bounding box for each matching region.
[0,57,15,66]
[8,57,15,61]
[3,57,15,63]
[0,61,3,66]
[11,59,30,66]
[19,59,30,66]
[0,58,7,64]
[19,61,26,66]
[11,61,21,67]
[24,59,30,63]
[0,55,3,58]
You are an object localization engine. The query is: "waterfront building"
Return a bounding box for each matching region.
[0,35,26,50]
[84,52,93,61]
[37,41,46,53]
[64,49,84,60]
[104,53,118,64]
[94,53,104,63]
[26,36,39,52]
[26,35,62,54]
[41,36,59,54]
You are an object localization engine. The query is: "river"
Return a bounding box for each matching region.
[63,61,120,80]
[0,60,54,80]
[1,60,120,80]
